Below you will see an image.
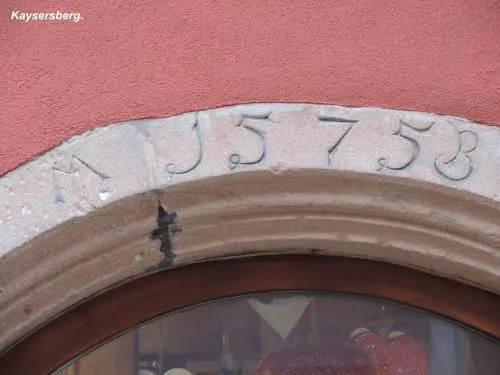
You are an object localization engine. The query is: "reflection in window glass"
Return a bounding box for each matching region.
[55,293,500,375]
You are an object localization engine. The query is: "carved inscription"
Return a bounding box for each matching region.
[51,167,68,204]
[3,104,496,262]
[165,118,203,177]
[74,156,111,200]
[48,107,482,208]
[374,119,478,181]
[51,155,111,204]
[377,120,435,171]
[228,113,273,170]
[434,126,477,181]
[318,116,359,167]
[156,113,479,182]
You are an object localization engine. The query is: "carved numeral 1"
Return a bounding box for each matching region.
[166,118,203,177]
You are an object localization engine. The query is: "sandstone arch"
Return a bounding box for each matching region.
[1,103,500,352]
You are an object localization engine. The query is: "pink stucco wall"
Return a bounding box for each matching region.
[1,0,499,176]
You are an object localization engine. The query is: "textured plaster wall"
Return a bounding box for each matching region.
[1,0,499,176]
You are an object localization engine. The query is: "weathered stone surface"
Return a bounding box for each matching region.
[2,104,500,354]
[1,103,500,256]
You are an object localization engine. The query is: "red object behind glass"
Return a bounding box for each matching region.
[350,328,391,375]
[386,331,428,375]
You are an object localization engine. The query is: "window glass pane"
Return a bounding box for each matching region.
[55,293,500,375]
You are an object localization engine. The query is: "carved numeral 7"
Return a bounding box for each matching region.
[319,116,358,167]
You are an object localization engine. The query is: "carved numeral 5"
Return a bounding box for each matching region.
[228,113,272,170]
[378,120,434,171]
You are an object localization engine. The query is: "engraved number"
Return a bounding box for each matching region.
[319,116,358,167]
[377,120,434,171]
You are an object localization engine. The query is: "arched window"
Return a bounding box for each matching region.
[2,256,500,374]
[57,292,499,375]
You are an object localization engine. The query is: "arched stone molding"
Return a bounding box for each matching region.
[1,103,500,353]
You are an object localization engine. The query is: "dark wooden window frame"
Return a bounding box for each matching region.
[1,255,500,374]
